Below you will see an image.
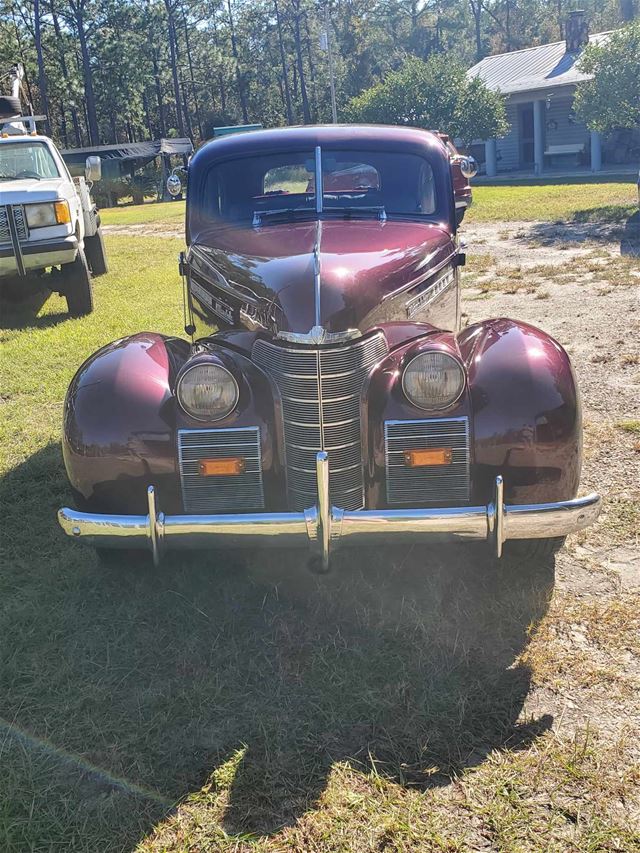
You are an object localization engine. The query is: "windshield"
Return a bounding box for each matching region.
[203,147,442,225]
[0,142,60,180]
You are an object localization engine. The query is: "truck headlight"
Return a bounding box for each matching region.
[402,351,465,410]
[176,362,239,421]
[25,200,71,228]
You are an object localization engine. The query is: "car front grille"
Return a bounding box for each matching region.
[177,426,264,513]
[0,205,28,244]
[384,417,471,506]
[253,333,388,511]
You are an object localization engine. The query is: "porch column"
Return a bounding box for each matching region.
[590,130,602,172]
[485,138,497,177]
[533,99,545,176]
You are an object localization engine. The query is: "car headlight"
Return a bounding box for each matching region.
[25,200,70,228]
[176,362,239,421]
[402,351,465,410]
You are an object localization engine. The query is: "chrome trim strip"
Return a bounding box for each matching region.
[314,225,322,326]
[59,460,602,569]
[315,145,323,214]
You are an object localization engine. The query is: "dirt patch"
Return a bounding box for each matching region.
[103,223,184,239]
[461,217,640,756]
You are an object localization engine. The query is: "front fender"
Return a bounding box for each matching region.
[62,333,188,512]
[458,318,582,504]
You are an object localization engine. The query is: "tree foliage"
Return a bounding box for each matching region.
[0,0,630,150]
[345,55,509,143]
[574,21,640,133]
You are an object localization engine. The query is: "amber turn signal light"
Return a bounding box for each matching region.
[198,457,246,476]
[54,200,71,224]
[403,448,452,467]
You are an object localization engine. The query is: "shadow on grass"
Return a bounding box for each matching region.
[0,444,555,850]
[0,288,70,331]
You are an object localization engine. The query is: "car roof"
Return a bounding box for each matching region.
[190,124,446,168]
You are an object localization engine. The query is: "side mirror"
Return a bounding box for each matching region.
[167,174,182,197]
[85,156,101,182]
[459,156,478,180]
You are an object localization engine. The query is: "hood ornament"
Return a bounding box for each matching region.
[276,325,362,345]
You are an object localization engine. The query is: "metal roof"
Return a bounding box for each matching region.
[467,31,612,96]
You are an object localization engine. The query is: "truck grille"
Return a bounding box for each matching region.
[177,427,264,513]
[0,205,28,244]
[384,417,470,506]
[253,333,388,511]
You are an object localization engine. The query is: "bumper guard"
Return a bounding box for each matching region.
[58,452,601,569]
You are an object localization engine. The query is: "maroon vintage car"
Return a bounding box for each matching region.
[58,125,600,570]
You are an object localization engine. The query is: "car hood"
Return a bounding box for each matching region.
[0,177,69,202]
[188,219,455,334]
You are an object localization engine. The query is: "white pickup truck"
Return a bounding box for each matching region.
[1,96,107,317]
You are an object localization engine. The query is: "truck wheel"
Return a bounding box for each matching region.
[84,229,108,276]
[64,249,94,317]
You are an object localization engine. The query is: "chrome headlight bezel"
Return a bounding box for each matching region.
[176,361,239,422]
[402,350,466,411]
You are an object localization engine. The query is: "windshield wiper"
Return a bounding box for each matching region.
[0,175,17,180]
[252,207,315,226]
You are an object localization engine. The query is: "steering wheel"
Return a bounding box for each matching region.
[15,170,41,179]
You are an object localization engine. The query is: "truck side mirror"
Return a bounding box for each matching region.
[167,174,182,197]
[459,156,478,179]
[85,156,101,182]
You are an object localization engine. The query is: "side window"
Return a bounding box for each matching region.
[418,162,436,214]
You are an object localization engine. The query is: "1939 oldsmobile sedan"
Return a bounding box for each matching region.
[58,125,601,570]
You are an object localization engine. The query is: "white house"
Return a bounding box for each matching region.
[467,11,636,177]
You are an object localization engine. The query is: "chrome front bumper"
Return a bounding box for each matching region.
[58,452,601,569]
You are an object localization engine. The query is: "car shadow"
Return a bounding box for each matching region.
[0,443,555,849]
[524,213,627,248]
[620,210,640,257]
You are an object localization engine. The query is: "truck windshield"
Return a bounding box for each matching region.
[0,142,60,180]
[203,147,442,225]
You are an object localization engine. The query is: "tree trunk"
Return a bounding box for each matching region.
[152,51,167,137]
[303,8,318,121]
[227,0,249,123]
[165,1,186,136]
[76,8,100,144]
[620,0,635,21]
[274,0,294,124]
[183,9,203,139]
[468,0,483,61]
[51,0,82,145]
[33,0,50,134]
[291,0,310,123]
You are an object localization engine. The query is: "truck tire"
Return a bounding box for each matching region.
[0,95,21,118]
[64,249,94,317]
[84,229,108,276]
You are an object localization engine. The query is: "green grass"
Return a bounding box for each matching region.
[99,200,186,227]
[466,181,637,223]
[1,234,639,851]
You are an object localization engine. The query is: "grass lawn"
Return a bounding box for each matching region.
[1,223,638,850]
[97,180,638,229]
[99,201,186,227]
[466,180,637,223]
